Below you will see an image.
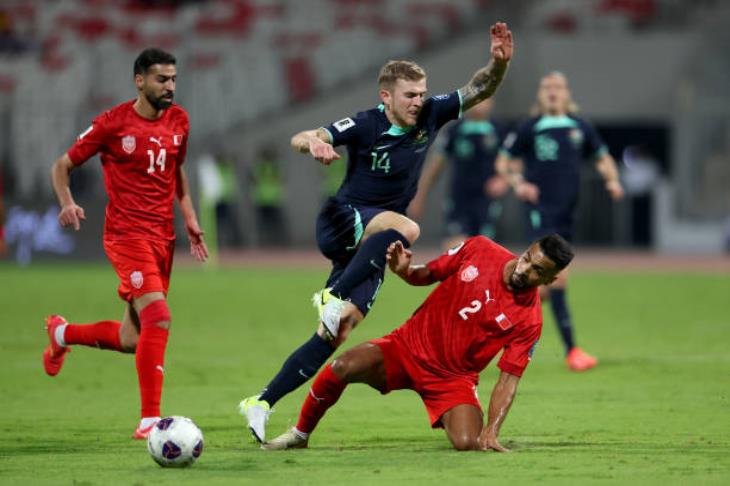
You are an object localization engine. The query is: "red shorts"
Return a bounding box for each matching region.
[371,334,482,428]
[103,239,175,302]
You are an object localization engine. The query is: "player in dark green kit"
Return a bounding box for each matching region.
[410,98,508,250]
[496,71,624,372]
[240,23,514,444]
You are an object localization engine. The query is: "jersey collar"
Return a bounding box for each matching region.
[377,103,414,137]
[534,115,578,132]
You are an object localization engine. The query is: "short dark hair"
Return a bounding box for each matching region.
[537,234,574,271]
[134,48,176,76]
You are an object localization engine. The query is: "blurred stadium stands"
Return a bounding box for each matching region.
[0,0,728,259]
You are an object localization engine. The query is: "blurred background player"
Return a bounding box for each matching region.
[43,48,208,439]
[240,22,514,443]
[409,98,509,250]
[250,145,287,247]
[495,71,624,372]
[263,234,574,451]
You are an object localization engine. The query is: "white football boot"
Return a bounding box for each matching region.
[262,428,308,450]
[312,288,345,340]
[238,395,272,443]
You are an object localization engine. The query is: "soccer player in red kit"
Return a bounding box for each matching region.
[263,233,573,451]
[44,48,208,439]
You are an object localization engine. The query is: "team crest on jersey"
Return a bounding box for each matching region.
[569,128,584,147]
[121,135,136,154]
[460,265,479,282]
[130,271,144,289]
[413,128,429,145]
[173,134,183,146]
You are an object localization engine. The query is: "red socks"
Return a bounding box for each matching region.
[296,364,347,434]
[64,320,122,351]
[136,300,170,418]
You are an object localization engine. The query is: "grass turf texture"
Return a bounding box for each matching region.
[1,262,729,485]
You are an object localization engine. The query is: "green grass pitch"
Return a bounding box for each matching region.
[1,262,729,485]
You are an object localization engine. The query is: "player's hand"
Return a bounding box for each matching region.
[514,182,539,204]
[485,175,509,198]
[606,180,625,201]
[309,138,341,166]
[58,203,86,231]
[185,220,209,263]
[386,240,412,277]
[490,22,513,63]
[479,432,511,453]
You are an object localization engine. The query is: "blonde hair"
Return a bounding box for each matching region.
[530,71,579,116]
[378,60,426,90]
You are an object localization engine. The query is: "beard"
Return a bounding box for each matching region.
[146,91,174,111]
[509,272,528,291]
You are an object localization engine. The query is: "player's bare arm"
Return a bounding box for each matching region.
[175,166,208,263]
[386,241,436,286]
[479,371,520,452]
[51,153,86,231]
[595,153,625,201]
[458,22,513,112]
[290,128,341,165]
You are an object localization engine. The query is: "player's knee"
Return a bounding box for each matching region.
[450,434,480,451]
[329,356,356,382]
[139,299,171,330]
[399,220,420,245]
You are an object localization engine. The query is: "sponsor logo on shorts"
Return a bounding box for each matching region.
[122,135,136,154]
[130,270,144,289]
[460,265,479,282]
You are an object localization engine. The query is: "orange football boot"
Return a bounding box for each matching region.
[42,315,71,376]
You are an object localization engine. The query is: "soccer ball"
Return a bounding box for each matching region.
[147,416,204,468]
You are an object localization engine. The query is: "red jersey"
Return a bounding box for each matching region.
[67,100,189,241]
[392,236,542,382]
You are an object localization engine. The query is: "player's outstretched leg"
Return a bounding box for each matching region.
[240,331,336,443]
[42,315,128,376]
[262,364,345,450]
[132,294,170,439]
[263,342,386,450]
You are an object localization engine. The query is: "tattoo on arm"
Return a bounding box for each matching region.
[459,59,509,111]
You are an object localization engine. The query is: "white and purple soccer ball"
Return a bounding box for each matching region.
[147,416,204,468]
